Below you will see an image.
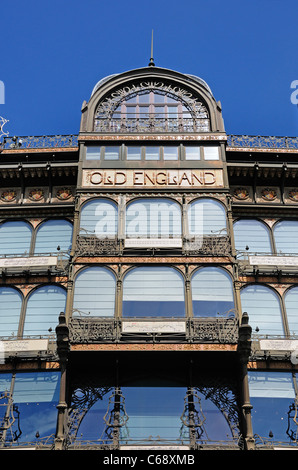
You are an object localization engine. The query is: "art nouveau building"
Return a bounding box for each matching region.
[0,64,298,450]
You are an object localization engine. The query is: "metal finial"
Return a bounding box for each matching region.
[148,30,155,66]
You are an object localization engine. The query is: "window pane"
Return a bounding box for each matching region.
[73,267,116,317]
[274,220,298,254]
[145,147,160,160]
[192,267,234,317]
[104,146,119,160]
[127,146,142,160]
[34,219,73,255]
[80,199,118,237]
[163,147,179,160]
[86,146,101,160]
[126,199,182,238]
[122,267,185,317]
[23,285,66,336]
[185,146,200,160]
[0,221,32,256]
[240,285,284,336]
[153,92,165,103]
[138,92,150,104]
[234,219,272,254]
[188,199,227,236]
[284,287,298,335]
[204,147,219,160]
[139,106,149,119]
[249,371,295,443]
[0,287,22,336]
[12,371,60,443]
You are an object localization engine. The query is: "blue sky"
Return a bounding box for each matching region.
[0,0,298,138]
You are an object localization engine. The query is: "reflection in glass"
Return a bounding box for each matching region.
[0,287,22,336]
[104,147,119,160]
[122,266,185,317]
[284,287,298,335]
[185,146,200,160]
[274,220,298,254]
[191,267,235,317]
[80,198,118,237]
[249,371,295,443]
[145,147,160,160]
[240,285,284,336]
[73,267,116,317]
[163,147,179,160]
[127,147,142,160]
[188,198,227,236]
[234,219,272,255]
[34,219,73,255]
[0,221,32,256]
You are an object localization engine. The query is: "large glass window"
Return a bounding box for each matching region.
[0,221,32,256]
[284,287,298,335]
[233,219,272,255]
[34,219,73,255]
[73,267,116,317]
[80,198,118,238]
[122,267,185,318]
[0,287,22,337]
[249,371,296,444]
[274,220,298,254]
[126,198,182,239]
[188,198,227,236]
[191,267,235,317]
[240,285,284,336]
[0,371,60,445]
[23,285,67,337]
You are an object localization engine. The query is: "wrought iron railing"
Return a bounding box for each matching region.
[0,134,78,150]
[69,316,239,344]
[227,134,298,150]
[94,117,210,133]
[1,133,297,150]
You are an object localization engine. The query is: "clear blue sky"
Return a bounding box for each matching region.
[1,0,298,137]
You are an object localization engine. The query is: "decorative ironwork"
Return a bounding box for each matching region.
[180,388,206,444]
[227,134,298,150]
[183,235,232,257]
[75,235,121,256]
[0,391,22,446]
[0,116,8,142]
[94,117,209,134]
[69,316,238,344]
[0,134,78,150]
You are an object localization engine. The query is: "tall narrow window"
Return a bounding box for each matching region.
[34,219,73,255]
[0,221,32,256]
[188,198,227,236]
[234,219,272,254]
[122,267,185,317]
[0,287,22,337]
[284,287,298,335]
[80,199,118,238]
[12,371,60,444]
[240,285,284,336]
[23,285,67,337]
[73,267,116,317]
[191,267,235,317]
[249,371,295,443]
[274,220,298,254]
[126,198,181,239]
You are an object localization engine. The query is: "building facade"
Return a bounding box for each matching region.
[0,65,298,450]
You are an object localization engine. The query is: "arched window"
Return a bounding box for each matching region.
[73,267,116,317]
[122,267,185,317]
[0,287,22,336]
[274,220,298,254]
[284,287,298,335]
[34,219,73,254]
[187,199,227,236]
[23,285,67,337]
[80,199,118,237]
[126,198,181,239]
[94,87,210,133]
[191,267,235,317]
[233,219,272,254]
[0,221,32,255]
[240,285,284,336]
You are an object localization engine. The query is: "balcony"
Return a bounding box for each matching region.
[93,117,210,134]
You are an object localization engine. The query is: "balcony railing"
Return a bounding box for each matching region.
[1,133,297,150]
[69,317,239,345]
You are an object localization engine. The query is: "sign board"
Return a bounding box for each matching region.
[249,256,298,266]
[122,321,186,333]
[125,238,182,248]
[0,339,49,361]
[0,256,58,268]
[259,339,298,351]
[82,169,224,189]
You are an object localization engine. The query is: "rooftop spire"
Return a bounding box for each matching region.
[148,30,155,66]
